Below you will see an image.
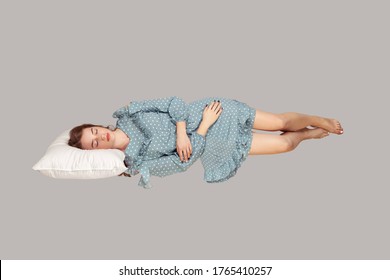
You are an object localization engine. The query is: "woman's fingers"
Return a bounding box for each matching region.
[177,138,193,162]
[180,150,185,162]
[210,101,218,110]
[179,148,192,162]
[179,151,183,162]
[216,103,222,113]
[183,150,188,162]
[213,102,222,114]
[208,100,221,111]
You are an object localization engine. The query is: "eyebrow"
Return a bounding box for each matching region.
[91,128,94,148]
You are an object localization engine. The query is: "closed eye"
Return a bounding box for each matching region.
[95,129,98,147]
[91,128,99,148]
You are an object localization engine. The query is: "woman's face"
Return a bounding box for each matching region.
[80,126,115,150]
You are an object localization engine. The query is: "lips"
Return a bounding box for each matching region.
[107,133,110,141]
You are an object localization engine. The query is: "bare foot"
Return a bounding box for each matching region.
[305,127,330,139]
[312,118,344,135]
[282,127,330,139]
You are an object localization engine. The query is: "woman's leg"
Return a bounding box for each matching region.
[248,128,329,155]
[252,109,344,134]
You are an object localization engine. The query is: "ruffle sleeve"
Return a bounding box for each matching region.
[112,106,128,119]
[127,96,189,123]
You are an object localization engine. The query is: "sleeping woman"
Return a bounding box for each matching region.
[68,97,344,188]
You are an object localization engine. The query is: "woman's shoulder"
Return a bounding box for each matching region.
[112,105,128,118]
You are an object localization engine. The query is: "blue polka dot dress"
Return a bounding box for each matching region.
[113,96,256,188]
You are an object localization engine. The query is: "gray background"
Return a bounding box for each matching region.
[1,0,389,259]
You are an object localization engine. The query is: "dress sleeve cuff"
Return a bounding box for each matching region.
[170,97,189,122]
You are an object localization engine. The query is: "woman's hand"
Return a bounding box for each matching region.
[176,121,192,162]
[197,101,223,136]
[202,101,223,127]
[176,133,192,162]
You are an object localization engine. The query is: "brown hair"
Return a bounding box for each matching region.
[68,123,103,149]
[68,124,131,177]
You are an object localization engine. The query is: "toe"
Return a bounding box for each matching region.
[335,121,343,134]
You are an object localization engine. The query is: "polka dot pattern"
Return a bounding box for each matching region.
[112,96,256,188]
[188,97,256,183]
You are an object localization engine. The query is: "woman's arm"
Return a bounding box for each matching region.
[176,101,223,161]
[127,96,189,123]
[138,132,206,188]
[137,101,223,188]
[176,121,192,162]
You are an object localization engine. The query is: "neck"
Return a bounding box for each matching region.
[114,128,130,151]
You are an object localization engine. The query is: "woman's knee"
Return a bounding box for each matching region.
[277,113,291,131]
[249,133,295,155]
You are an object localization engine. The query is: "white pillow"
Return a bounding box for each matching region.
[32,129,128,179]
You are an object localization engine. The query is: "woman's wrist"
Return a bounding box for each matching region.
[197,122,209,136]
[176,121,187,135]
